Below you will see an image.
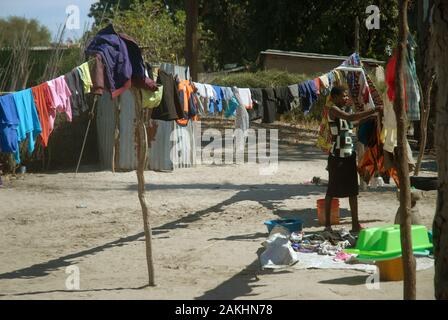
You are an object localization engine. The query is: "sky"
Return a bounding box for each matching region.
[0,0,98,41]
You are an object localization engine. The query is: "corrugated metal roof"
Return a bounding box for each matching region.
[118,90,138,170]
[260,49,384,65]
[96,62,197,171]
[148,119,175,171]
[96,91,116,170]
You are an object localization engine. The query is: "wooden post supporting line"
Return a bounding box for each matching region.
[75,95,98,176]
[132,88,155,286]
[394,0,416,300]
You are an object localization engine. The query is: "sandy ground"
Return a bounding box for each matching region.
[0,119,438,299]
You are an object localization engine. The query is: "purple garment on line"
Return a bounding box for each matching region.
[85,24,133,94]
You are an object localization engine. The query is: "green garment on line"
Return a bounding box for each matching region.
[77,62,92,94]
[141,85,163,109]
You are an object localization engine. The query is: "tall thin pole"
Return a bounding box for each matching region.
[394,0,416,300]
[75,95,98,175]
[185,0,199,81]
[132,88,155,286]
[355,16,360,53]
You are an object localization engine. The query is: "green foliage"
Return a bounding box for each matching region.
[0,16,51,47]
[210,70,311,88]
[199,0,398,69]
[88,1,400,71]
[90,1,186,64]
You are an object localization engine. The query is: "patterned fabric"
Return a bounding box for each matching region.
[328,106,355,158]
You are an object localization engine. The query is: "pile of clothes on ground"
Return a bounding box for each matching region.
[289,229,357,262]
[260,225,360,269]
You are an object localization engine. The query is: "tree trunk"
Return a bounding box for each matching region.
[394,0,416,300]
[414,75,435,176]
[132,88,155,286]
[112,97,121,172]
[431,0,448,300]
[185,0,199,81]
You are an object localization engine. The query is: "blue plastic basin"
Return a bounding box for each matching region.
[264,219,303,233]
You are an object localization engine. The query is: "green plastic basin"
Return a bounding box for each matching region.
[344,225,433,261]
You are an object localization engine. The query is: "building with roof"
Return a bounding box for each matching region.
[258,49,384,76]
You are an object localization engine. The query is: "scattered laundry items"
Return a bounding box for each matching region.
[289,228,358,255]
[260,225,299,269]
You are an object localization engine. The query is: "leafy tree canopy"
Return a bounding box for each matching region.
[0,16,51,47]
[89,0,400,70]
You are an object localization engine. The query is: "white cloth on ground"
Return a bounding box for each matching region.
[260,227,299,269]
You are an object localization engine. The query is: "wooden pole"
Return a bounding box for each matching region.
[112,97,121,172]
[414,75,435,176]
[354,15,367,191]
[431,0,448,300]
[75,96,98,175]
[185,0,199,81]
[132,87,155,286]
[355,16,360,53]
[394,0,416,300]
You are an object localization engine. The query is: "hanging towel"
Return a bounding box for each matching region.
[151,70,185,121]
[90,54,105,95]
[77,62,93,94]
[47,75,72,129]
[237,88,253,109]
[193,82,207,98]
[64,68,87,117]
[31,83,54,147]
[298,80,318,114]
[262,88,277,124]
[0,94,19,154]
[319,74,330,89]
[12,89,42,163]
[211,85,224,113]
[249,88,264,121]
[222,87,234,101]
[274,86,294,114]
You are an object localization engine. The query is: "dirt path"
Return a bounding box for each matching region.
[0,120,436,299]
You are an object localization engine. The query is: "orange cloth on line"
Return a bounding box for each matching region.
[358,142,399,187]
[176,80,199,126]
[314,78,321,94]
[31,82,54,147]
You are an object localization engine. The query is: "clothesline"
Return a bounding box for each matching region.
[0,22,377,168]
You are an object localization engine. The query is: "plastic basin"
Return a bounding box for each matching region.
[344,224,433,261]
[264,219,303,234]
